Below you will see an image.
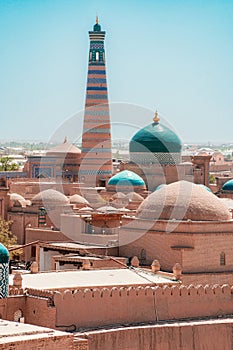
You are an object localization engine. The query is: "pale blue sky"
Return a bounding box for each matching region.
[0,0,233,143]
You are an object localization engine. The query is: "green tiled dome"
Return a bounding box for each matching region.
[108,170,145,187]
[222,179,233,191]
[0,243,9,264]
[130,112,182,165]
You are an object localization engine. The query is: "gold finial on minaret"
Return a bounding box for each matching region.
[153,110,160,123]
[96,15,99,24]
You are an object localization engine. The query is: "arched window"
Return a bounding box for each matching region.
[96,52,99,61]
[14,309,23,322]
[89,52,92,61]
[220,252,225,266]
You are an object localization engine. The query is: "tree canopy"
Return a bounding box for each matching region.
[0,218,19,258]
[0,157,19,171]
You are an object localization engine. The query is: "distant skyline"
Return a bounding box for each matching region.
[1,0,233,143]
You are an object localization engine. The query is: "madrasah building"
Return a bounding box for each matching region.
[0,19,233,349]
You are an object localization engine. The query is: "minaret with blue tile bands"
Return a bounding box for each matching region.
[80,18,113,186]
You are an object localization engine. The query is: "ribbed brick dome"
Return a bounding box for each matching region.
[69,194,89,205]
[32,189,68,205]
[137,181,231,221]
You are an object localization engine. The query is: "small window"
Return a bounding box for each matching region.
[96,52,99,61]
[220,252,225,266]
[31,246,36,258]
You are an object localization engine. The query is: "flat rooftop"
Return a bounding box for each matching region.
[40,241,110,250]
[9,268,177,291]
[0,319,69,345]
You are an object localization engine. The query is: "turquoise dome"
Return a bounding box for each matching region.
[129,113,182,165]
[108,170,145,187]
[0,243,10,264]
[222,179,233,191]
[154,184,166,192]
[197,184,212,192]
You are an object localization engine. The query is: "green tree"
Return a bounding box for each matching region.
[0,218,19,258]
[209,174,216,184]
[0,157,19,171]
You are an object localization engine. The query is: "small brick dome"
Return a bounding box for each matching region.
[32,189,68,205]
[10,193,25,201]
[137,180,231,221]
[69,194,89,205]
[9,193,27,207]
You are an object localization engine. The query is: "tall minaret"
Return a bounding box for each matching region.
[80,17,113,187]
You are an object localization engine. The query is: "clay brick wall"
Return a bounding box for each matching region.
[9,179,80,198]
[53,284,233,330]
[8,212,38,245]
[120,230,184,270]
[84,319,233,350]
[182,272,233,286]
[25,295,56,329]
[0,332,73,350]
[0,296,26,321]
[0,293,56,329]
[73,338,89,350]
[182,234,233,273]
[119,219,233,274]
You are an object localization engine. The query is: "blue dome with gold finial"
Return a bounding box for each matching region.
[130,111,182,165]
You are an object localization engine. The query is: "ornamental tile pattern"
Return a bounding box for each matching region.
[81,22,113,185]
[0,263,9,298]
